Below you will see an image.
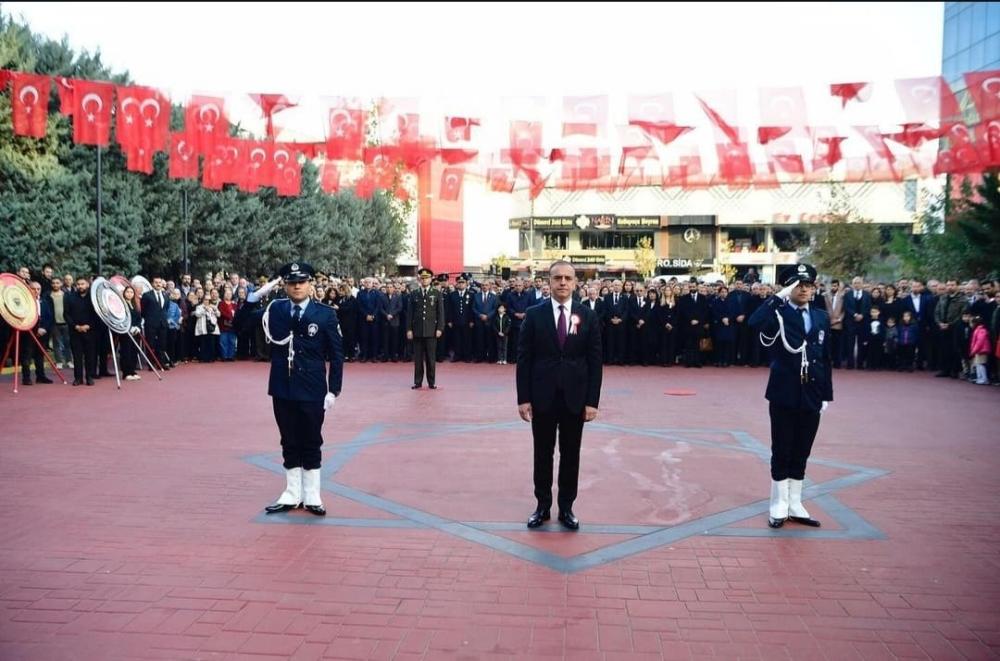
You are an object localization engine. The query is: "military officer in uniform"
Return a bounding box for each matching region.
[236,262,344,516]
[407,267,445,389]
[749,263,832,529]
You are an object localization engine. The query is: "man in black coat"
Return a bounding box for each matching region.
[843,276,871,369]
[749,263,832,530]
[141,277,172,369]
[517,261,603,531]
[63,276,99,385]
[677,283,711,367]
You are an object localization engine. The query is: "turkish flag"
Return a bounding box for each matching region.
[70,79,113,146]
[757,126,791,145]
[185,95,228,156]
[55,76,75,114]
[665,148,704,188]
[854,125,896,167]
[895,76,960,124]
[508,120,543,166]
[168,132,199,180]
[487,168,514,193]
[717,143,754,182]
[326,103,364,160]
[115,85,169,151]
[319,160,341,194]
[759,87,808,129]
[275,155,301,197]
[443,116,479,144]
[10,72,50,138]
[562,95,608,137]
[363,146,399,188]
[696,94,741,144]
[240,140,274,192]
[124,144,155,174]
[249,93,297,139]
[830,82,872,108]
[811,132,847,170]
[439,167,464,201]
[965,70,1000,122]
[767,151,805,175]
[560,148,608,189]
[976,120,1000,166]
[886,123,941,149]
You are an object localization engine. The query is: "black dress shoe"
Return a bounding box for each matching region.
[788,516,821,527]
[304,505,326,516]
[767,517,786,529]
[411,384,422,389]
[428,384,437,389]
[527,509,550,528]
[72,380,82,386]
[558,510,579,530]
[85,378,94,386]
[21,378,32,386]
[264,502,301,514]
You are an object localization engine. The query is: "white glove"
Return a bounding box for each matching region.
[776,280,799,301]
[324,392,337,411]
[129,326,141,335]
[247,277,282,303]
[821,401,830,413]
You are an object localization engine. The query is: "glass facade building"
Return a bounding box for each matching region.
[943,2,1000,93]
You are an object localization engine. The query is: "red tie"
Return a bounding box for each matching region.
[557,305,567,349]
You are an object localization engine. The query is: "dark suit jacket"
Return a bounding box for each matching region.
[407,287,445,337]
[749,296,833,412]
[603,293,629,323]
[235,299,344,401]
[141,290,170,329]
[678,293,710,327]
[384,294,403,327]
[901,292,934,328]
[516,300,603,414]
[844,289,872,329]
[581,297,606,323]
[472,291,499,320]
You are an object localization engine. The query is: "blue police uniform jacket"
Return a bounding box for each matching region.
[749,295,833,412]
[239,299,344,402]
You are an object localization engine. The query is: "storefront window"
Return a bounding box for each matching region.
[580,232,654,249]
[723,227,767,253]
[543,232,569,249]
[772,228,811,252]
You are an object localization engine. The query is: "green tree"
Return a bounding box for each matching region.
[807,183,882,279]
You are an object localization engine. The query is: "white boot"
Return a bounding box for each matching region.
[788,479,820,527]
[302,469,326,516]
[265,468,302,514]
[768,479,789,528]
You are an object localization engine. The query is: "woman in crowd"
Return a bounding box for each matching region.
[217,287,237,362]
[182,291,200,363]
[639,287,661,365]
[336,284,359,362]
[167,289,183,367]
[657,286,678,366]
[119,285,142,380]
[194,292,220,363]
[881,284,901,324]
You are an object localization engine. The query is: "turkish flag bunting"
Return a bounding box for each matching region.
[965,70,1000,122]
[10,72,50,138]
[830,82,872,108]
[716,142,754,182]
[666,148,704,188]
[886,123,941,149]
[439,167,464,201]
[326,103,365,160]
[560,148,607,187]
[562,95,608,137]
[185,95,229,155]
[696,94,741,144]
[626,94,690,145]
[275,152,301,197]
[854,126,896,164]
[441,148,478,165]
[124,144,155,174]
[319,160,341,194]
[71,79,113,146]
[508,120,543,166]
[976,121,1000,166]
[240,140,274,192]
[768,151,805,175]
[115,85,170,151]
[55,76,75,114]
[759,87,808,129]
[363,146,399,188]
[443,116,479,144]
[249,93,297,139]
[168,131,199,180]
[487,168,515,193]
[811,133,847,170]
[894,76,960,124]
[757,126,792,145]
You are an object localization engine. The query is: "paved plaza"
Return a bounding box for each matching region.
[1,362,998,659]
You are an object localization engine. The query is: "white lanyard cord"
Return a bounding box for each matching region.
[760,309,809,382]
[261,300,295,373]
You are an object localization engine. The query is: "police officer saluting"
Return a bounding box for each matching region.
[236,262,344,516]
[749,264,832,529]
[407,267,445,389]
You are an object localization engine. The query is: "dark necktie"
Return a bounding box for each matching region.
[557,305,567,349]
[293,304,302,326]
[156,291,163,308]
[800,307,810,333]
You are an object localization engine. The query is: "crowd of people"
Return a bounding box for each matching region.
[4,263,1000,388]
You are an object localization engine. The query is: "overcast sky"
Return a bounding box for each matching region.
[4,2,945,153]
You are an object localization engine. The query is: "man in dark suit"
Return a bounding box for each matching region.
[63,276,99,386]
[843,276,871,369]
[603,280,628,365]
[901,278,934,369]
[447,276,475,362]
[357,278,385,362]
[382,283,404,362]
[472,280,499,363]
[407,267,445,389]
[517,261,603,531]
[19,280,55,385]
[677,283,711,367]
[235,261,344,517]
[749,263,832,530]
[140,277,172,369]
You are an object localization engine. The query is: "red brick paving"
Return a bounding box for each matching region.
[0,362,999,659]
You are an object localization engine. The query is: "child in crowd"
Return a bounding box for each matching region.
[867,306,885,370]
[494,302,511,365]
[969,316,991,385]
[897,310,919,372]
[958,311,974,380]
[883,316,898,371]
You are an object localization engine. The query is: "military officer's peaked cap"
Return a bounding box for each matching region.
[279,261,314,283]
[417,267,434,278]
[778,263,817,287]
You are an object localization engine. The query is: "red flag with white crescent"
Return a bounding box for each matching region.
[965,70,1000,122]
[116,85,170,151]
[185,95,229,156]
[168,131,199,180]
[71,79,114,146]
[10,72,50,138]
